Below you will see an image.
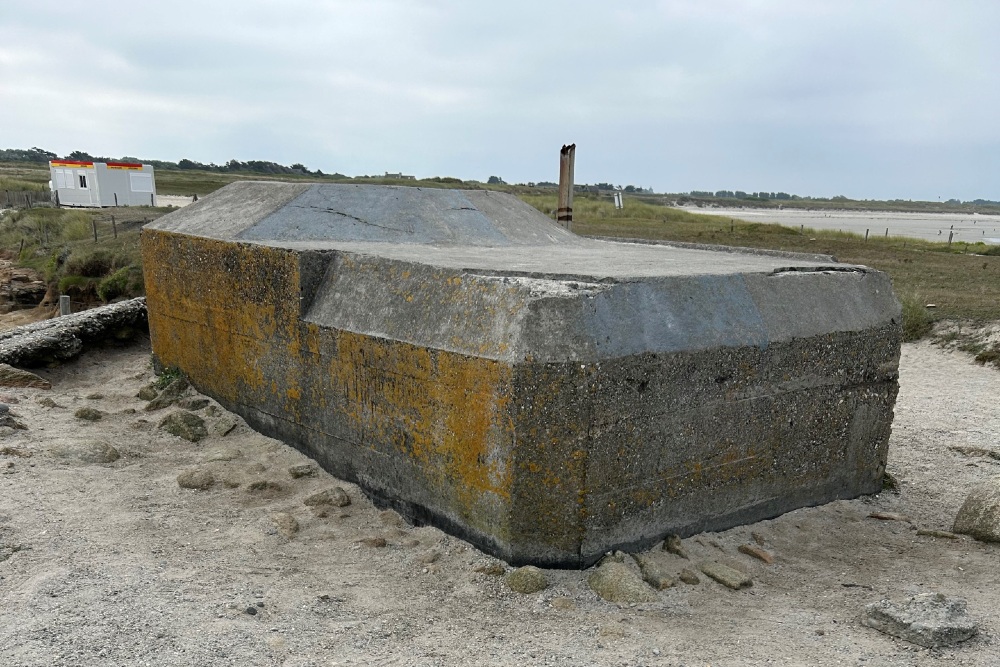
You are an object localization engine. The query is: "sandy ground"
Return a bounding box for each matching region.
[679,207,1000,245]
[1,338,999,666]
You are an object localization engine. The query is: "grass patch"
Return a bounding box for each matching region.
[520,194,1000,334]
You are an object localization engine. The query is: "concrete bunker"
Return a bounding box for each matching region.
[141,181,901,568]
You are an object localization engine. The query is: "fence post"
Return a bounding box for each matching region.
[112,215,117,239]
[59,295,71,316]
[92,218,98,243]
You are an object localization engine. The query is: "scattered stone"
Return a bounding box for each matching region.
[862,593,978,648]
[678,569,700,585]
[0,364,51,390]
[0,446,31,458]
[751,531,767,546]
[505,565,548,594]
[358,536,387,548]
[288,463,318,479]
[177,469,215,490]
[85,393,104,400]
[418,549,440,565]
[738,544,775,564]
[662,534,688,559]
[550,597,575,610]
[136,385,158,401]
[145,377,189,411]
[953,477,1000,542]
[304,487,351,507]
[159,411,207,442]
[587,562,657,604]
[378,509,407,528]
[48,440,120,464]
[949,445,999,460]
[245,607,258,616]
[700,562,752,590]
[271,512,300,538]
[0,414,26,430]
[246,480,285,494]
[221,475,242,489]
[176,397,210,411]
[868,512,912,523]
[474,562,506,577]
[882,471,902,492]
[916,528,960,540]
[74,407,104,422]
[204,447,242,462]
[210,415,240,437]
[37,397,60,408]
[633,553,676,590]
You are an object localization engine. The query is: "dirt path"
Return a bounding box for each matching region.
[1,339,999,666]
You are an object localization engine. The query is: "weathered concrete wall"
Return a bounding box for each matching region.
[142,182,901,567]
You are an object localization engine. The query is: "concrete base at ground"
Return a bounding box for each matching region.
[141,182,901,567]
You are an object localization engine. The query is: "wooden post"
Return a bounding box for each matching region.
[948,231,953,246]
[92,218,98,242]
[865,229,869,242]
[112,215,117,239]
[885,228,888,237]
[557,144,576,230]
[59,295,71,316]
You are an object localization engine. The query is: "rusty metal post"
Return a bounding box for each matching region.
[557,144,576,230]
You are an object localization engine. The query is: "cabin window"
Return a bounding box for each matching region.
[78,174,88,189]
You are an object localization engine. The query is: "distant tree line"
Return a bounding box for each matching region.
[0,147,333,177]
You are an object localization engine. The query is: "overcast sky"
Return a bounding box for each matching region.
[1,1,996,200]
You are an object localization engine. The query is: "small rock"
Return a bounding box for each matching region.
[85,393,104,400]
[204,447,242,462]
[145,377,189,411]
[0,446,31,458]
[587,562,657,604]
[662,534,688,559]
[176,397,210,411]
[868,511,912,523]
[37,397,60,408]
[678,569,700,585]
[210,415,240,437]
[136,385,158,401]
[288,463,318,479]
[358,536,387,548]
[304,487,351,507]
[418,549,440,564]
[177,469,215,490]
[953,477,1000,542]
[550,597,575,610]
[49,440,120,464]
[245,607,258,616]
[882,470,902,492]
[505,566,548,594]
[700,562,752,590]
[0,364,51,390]
[862,593,978,648]
[0,414,26,430]
[378,509,407,528]
[271,512,300,538]
[751,531,766,546]
[159,411,207,442]
[74,407,104,422]
[916,528,959,540]
[738,544,775,564]
[633,553,676,590]
[474,562,507,577]
[246,480,285,494]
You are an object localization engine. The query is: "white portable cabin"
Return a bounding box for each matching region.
[49,160,157,208]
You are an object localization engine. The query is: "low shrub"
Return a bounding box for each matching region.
[97,265,144,302]
[900,294,934,342]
